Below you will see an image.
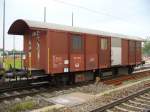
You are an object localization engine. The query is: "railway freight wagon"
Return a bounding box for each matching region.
[8,19,142,83]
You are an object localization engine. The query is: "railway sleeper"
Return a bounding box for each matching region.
[135,97,150,104]
[115,106,133,112]
[118,104,140,111]
[140,95,150,100]
[122,102,146,110]
[106,109,114,112]
[129,100,150,108]
[126,102,150,111]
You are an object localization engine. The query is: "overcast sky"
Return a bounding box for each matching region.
[0,0,150,50]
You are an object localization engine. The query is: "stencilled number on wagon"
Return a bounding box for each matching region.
[73,57,81,60]
[53,56,63,68]
[89,58,95,62]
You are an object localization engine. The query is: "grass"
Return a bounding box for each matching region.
[9,100,36,112]
[3,57,23,70]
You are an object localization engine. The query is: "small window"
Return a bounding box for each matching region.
[72,35,83,50]
[101,38,108,49]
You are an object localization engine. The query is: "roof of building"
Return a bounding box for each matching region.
[8,19,143,41]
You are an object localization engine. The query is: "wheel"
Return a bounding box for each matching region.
[128,67,134,74]
[112,68,118,76]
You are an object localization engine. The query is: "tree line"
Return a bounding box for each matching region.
[142,37,150,56]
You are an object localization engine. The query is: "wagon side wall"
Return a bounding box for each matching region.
[23,33,29,68]
[136,41,142,64]
[47,30,69,74]
[39,31,47,71]
[23,31,38,69]
[128,40,136,65]
[85,34,98,70]
[69,34,85,72]
[121,39,129,65]
[99,37,111,68]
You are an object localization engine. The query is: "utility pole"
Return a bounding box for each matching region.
[3,0,5,66]
[72,12,74,26]
[44,7,46,22]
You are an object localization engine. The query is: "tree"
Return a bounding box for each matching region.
[143,37,150,56]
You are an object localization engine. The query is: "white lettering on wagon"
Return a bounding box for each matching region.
[89,58,95,62]
[73,57,81,60]
[64,60,69,64]
[75,63,80,68]
[64,68,69,72]
[73,56,82,68]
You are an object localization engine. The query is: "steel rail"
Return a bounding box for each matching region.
[90,87,150,112]
[0,88,44,101]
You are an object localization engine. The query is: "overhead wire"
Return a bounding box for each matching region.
[51,0,129,23]
[49,0,147,37]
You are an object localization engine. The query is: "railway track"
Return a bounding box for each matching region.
[102,68,150,85]
[0,68,149,103]
[0,79,50,102]
[0,87,48,101]
[0,82,48,93]
[0,73,50,93]
[0,70,149,112]
[0,80,94,103]
[91,87,150,112]
[1,66,149,89]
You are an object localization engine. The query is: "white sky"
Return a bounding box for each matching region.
[0,0,150,50]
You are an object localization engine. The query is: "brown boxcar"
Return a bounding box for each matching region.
[23,32,30,68]
[85,35,98,70]
[69,34,85,72]
[24,30,47,70]
[39,31,47,70]
[129,40,136,65]
[8,19,143,78]
[121,39,129,65]
[99,37,111,68]
[47,31,69,74]
[135,41,142,64]
[23,31,38,69]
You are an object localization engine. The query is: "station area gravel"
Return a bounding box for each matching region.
[59,76,150,112]
[0,82,114,112]
[0,74,149,112]
[0,95,54,112]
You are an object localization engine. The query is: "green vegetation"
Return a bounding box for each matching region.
[0,49,24,70]
[143,38,150,56]
[3,57,23,70]
[9,100,36,112]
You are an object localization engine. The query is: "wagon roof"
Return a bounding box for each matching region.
[8,19,143,41]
